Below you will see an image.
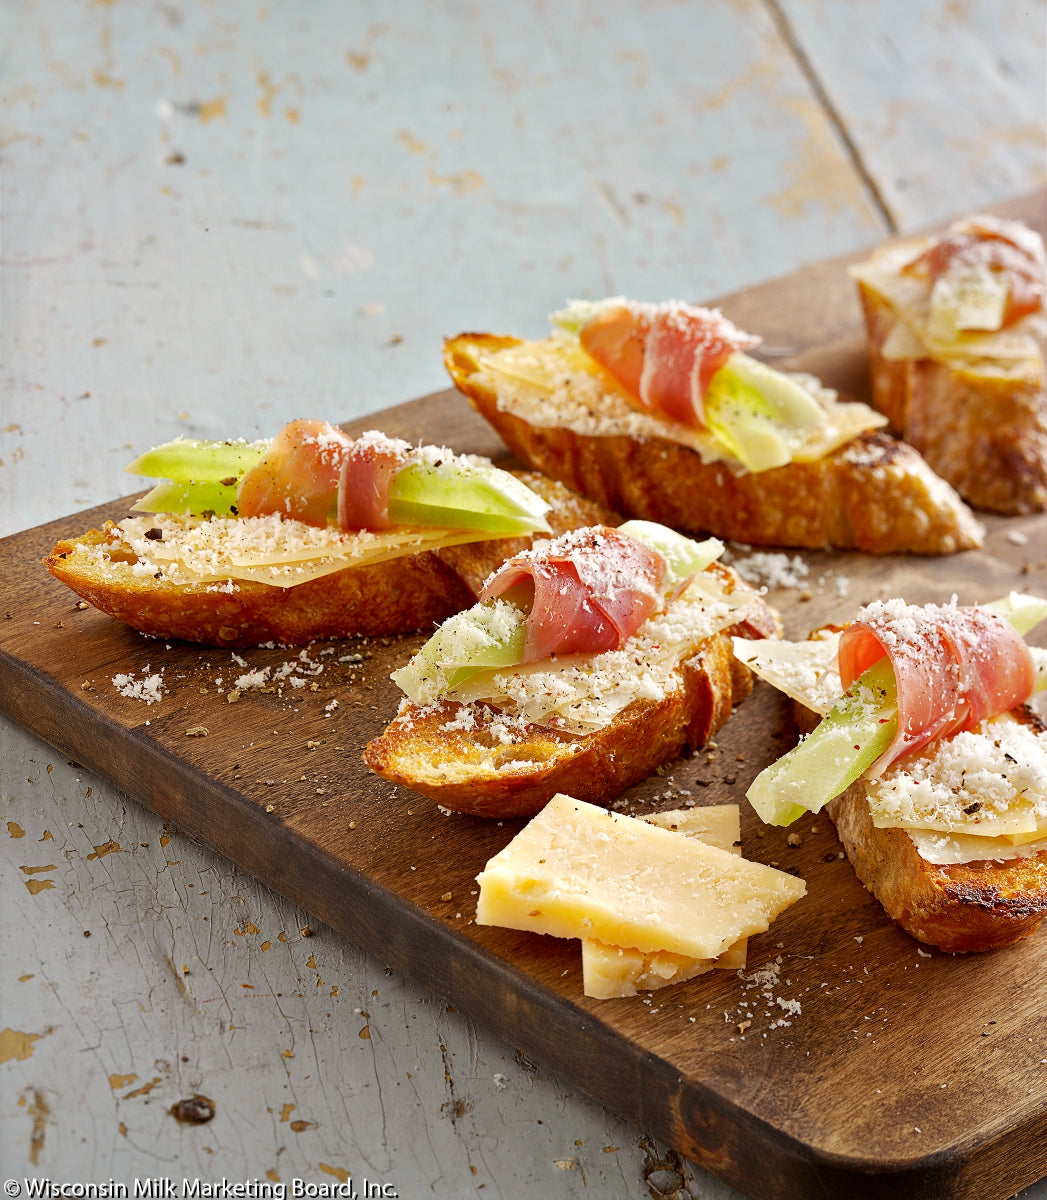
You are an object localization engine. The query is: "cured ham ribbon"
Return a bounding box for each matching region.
[902,215,1046,327]
[837,600,1036,774]
[481,526,668,663]
[578,300,759,428]
[237,421,412,531]
[337,437,408,531]
[237,419,351,525]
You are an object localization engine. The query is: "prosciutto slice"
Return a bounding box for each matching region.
[837,599,1035,774]
[238,421,413,531]
[902,215,1045,327]
[480,526,667,663]
[337,435,408,530]
[579,300,759,428]
[237,419,351,526]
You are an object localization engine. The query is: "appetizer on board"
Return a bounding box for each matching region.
[734,593,1047,952]
[44,420,608,647]
[443,298,984,555]
[363,520,779,818]
[851,213,1047,513]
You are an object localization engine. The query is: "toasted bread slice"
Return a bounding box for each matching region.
[44,472,609,648]
[796,704,1047,953]
[363,565,778,819]
[444,332,983,555]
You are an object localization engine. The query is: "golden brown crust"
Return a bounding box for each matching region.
[444,333,984,555]
[857,281,1047,515]
[363,625,764,820]
[43,473,611,648]
[794,703,1047,953]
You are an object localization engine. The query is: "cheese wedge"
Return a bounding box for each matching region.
[581,806,748,999]
[475,794,806,961]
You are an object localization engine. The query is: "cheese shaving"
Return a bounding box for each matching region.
[94,514,507,589]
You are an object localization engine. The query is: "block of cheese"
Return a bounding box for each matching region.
[475,794,806,961]
[581,805,747,999]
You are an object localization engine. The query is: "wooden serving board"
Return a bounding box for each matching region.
[3,191,1045,1200]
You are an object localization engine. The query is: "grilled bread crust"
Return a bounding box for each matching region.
[793,704,1047,953]
[363,570,779,819]
[444,333,984,557]
[857,281,1047,515]
[43,472,609,648]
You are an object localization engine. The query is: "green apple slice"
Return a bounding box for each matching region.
[392,599,528,705]
[722,354,826,428]
[618,520,723,591]
[703,354,827,472]
[126,438,269,482]
[131,479,242,516]
[980,591,1047,637]
[746,657,898,827]
[387,460,552,535]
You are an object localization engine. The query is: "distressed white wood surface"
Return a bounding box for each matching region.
[1,1,1045,1197]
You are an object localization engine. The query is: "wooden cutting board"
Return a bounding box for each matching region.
[2,190,1045,1200]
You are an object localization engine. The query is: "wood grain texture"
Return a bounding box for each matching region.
[3,193,1047,1198]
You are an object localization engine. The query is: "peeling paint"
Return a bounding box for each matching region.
[767,95,874,220]
[198,97,227,123]
[93,69,124,89]
[28,1090,48,1165]
[7,820,25,838]
[280,1103,295,1122]
[87,840,120,860]
[20,863,56,874]
[319,1165,349,1183]
[396,130,429,155]
[24,878,54,895]
[257,70,279,116]
[110,1073,138,1090]
[0,1028,47,1063]
[124,1076,162,1099]
[426,167,485,194]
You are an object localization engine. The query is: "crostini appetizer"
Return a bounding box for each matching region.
[443,298,984,555]
[363,520,779,818]
[851,213,1047,513]
[734,593,1047,952]
[45,420,608,647]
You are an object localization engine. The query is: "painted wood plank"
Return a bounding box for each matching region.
[776,0,1047,229]
[1,0,890,539]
